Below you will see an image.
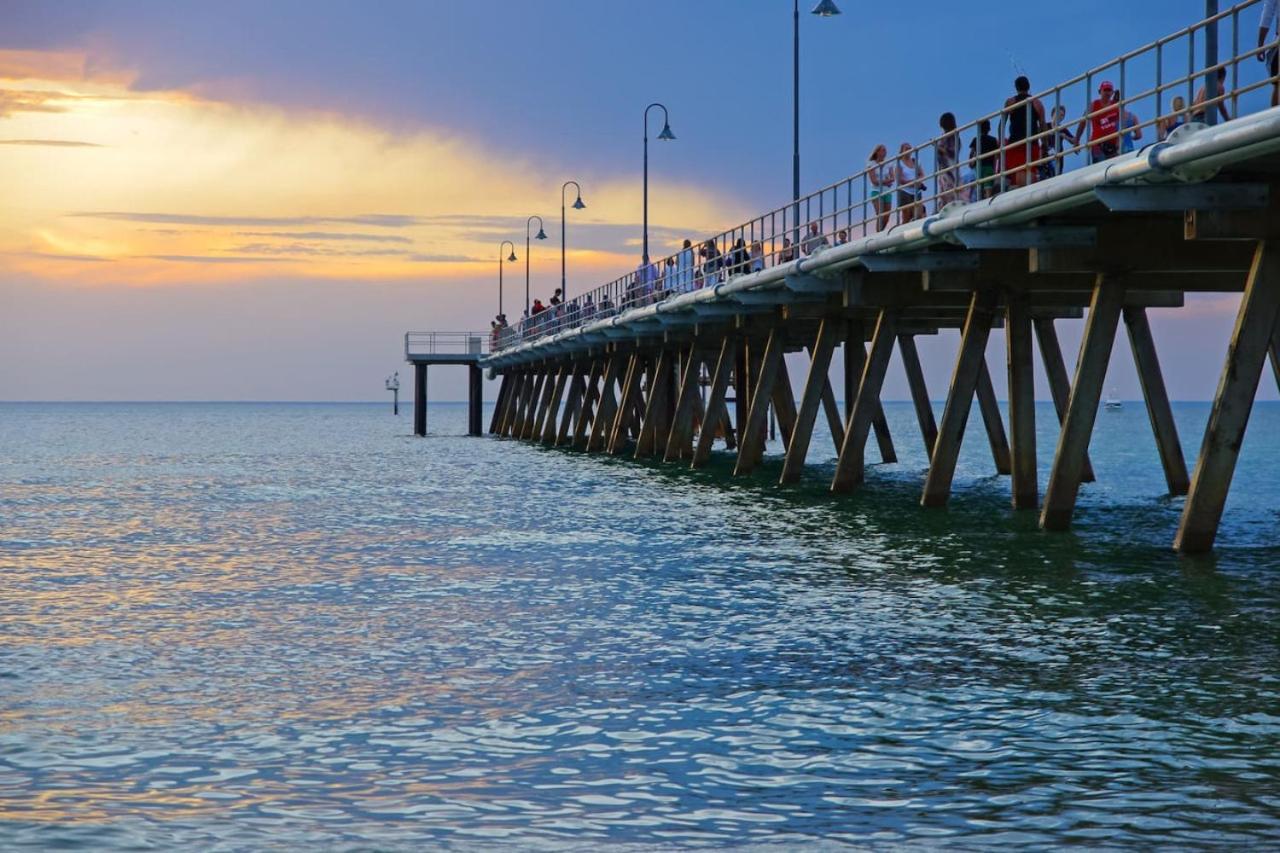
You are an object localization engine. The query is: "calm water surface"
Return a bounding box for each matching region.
[1,401,1278,849]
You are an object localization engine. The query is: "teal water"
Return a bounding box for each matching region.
[1,400,1278,848]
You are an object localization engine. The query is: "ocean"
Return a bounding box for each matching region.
[1,400,1278,848]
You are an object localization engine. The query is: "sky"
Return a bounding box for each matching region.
[0,0,1273,403]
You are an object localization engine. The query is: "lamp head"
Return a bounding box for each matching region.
[535,227,547,240]
[811,0,841,15]
[572,196,586,210]
[657,122,676,141]
[507,251,517,262]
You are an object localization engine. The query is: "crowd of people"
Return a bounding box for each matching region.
[495,5,1278,350]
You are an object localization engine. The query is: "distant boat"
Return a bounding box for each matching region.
[1104,389,1123,410]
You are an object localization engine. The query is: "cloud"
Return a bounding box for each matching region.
[408,253,485,263]
[0,138,101,147]
[68,211,422,228]
[228,242,408,258]
[0,88,72,116]
[233,230,412,244]
[142,254,286,264]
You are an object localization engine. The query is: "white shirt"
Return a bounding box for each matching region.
[1264,0,1278,35]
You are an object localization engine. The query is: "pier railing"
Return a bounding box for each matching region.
[498,0,1279,350]
[405,331,490,359]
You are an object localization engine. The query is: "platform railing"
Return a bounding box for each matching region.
[405,331,491,359]
[497,0,1280,351]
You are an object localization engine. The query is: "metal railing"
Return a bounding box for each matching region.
[405,331,490,358]
[496,0,1280,351]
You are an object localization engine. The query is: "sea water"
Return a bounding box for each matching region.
[1,401,1277,848]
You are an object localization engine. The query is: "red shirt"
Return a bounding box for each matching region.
[1089,98,1120,145]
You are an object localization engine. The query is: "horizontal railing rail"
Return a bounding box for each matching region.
[496,0,1279,351]
[405,331,491,358]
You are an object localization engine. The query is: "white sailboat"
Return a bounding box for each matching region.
[1103,388,1123,410]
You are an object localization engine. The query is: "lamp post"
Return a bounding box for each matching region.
[794,0,841,234]
[1205,0,1220,126]
[642,103,675,266]
[498,240,516,319]
[561,180,585,302]
[525,215,547,315]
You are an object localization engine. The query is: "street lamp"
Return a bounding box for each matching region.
[498,240,516,318]
[525,215,547,315]
[1204,0,1220,126]
[561,180,585,302]
[793,0,841,236]
[643,102,675,266]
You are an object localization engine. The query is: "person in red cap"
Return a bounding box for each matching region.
[1077,80,1121,164]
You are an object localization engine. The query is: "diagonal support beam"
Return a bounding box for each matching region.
[636,350,674,458]
[1123,307,1190,495]
[734,330,785,476]
[922,290,999,507]
[820,377,845,452]
[844,326,897,464]
[539,365,571,444]
[1033,318,1096,483]
[1175,241,1280,553]
[976,361,1012,476]
[517,373,544,440]
[568,359,603,448]
[771,356,799,449]
[898,334,938,457]
[780,319,840,484]
[693,337,738,468]
[1041,276,1126,531]
[586,355,623,452]
[489,374,512,435]
[608,353,644,454]
[664,346,704,462]
[528,368,559,440]
[832,309,898,492]
[495,372,523,437]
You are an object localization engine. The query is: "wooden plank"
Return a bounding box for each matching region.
[635,350,673,458]
[921,290,998,507]
[898,334,938,456]
[1176,241,1280,553]
[1006,294,1038,509]
[780,319,839,484]
[1040,276,1125,531]
[734,329,785,476]
[664,346,703,462]
[586,355,623,452]
[1033,318,1096,483]
[976,361,1012,476]
[541,365,572,444]
[608,353,644,454]
[693,337,738,468]
[831,309,898,492]
[1123,307,1190,495]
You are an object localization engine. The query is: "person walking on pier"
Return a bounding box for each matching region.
[1044,105,1079,176]
[1160,96,1189,139]
[676,239,695,291]
[699,239,721,287]
[1193,67,1232,124]
[896,142,925,223]
[749,240,765,272]
[801,221,829,255]
[866,144,894,231]
[1079,80,1120,163]
[728,237,749,278]
[935,112,962,209]
[969,121,1000,198]
[1116,91,1144,154]
[1001,75,1045,189]
[1261,0,1279,106]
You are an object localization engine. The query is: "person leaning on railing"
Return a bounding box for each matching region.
[1000,75,1046,190]
[935,112,962,210]
[866,144,894,231]
[1078,80,1120,164]
[1192,67,1232,124]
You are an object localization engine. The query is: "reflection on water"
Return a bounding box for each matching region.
[1,401,1278,848]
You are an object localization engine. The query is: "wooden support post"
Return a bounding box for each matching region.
[558,362,591,447]
[488,373,510,435]
[820,378,845,451]
[528,369,558,441]
[1271,332,1280,393]
[832,309,898,492]
[781,319,839,484]
[1176,241,1280,553]
[733,346,749,448]
[664,346,703,462]
[870,406,897,465]
[468,365,484,437]
[694,337,738,468]
[636,350,673,458]
[587,355,622,452]
[976,362,1012,476]
[609,353,644,454]
[844,321,896,464]
[1124,306,1190,495]
[1041,276,1125,531]
[569,360,603,448]
[771,357,799,449]
[498,372,525,437]
[494,372,516,436]
[540,365,571,444]
[922,290,998,507]
[1034,318,1096,483]
[898,334,938,456]
[1006,294,1038,509]
[413,362,428,437]
[514,372,540,439]
[734,330,785,476]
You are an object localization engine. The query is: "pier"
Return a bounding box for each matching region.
[404,332,488,437]
[410,3,1280,554]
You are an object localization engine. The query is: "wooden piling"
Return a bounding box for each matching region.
[468,365,484,437]
[1006,294,1038,509]
[921,290,998,507]
[587,355,623,452]
[780,319,839,485]
[734,329,785,476]
[1033,318,1096,482]
[832,309,898,492]
[1123,306,1190,495]
[413,362,428,437]
[664,346,703,462]
[540,365,571,444]
[693,337,738,468]
[527,369,558,441]
[898,334,938,456]
[609,352,644,454]
[1041,276,1125,532]
[636,350,673,458]
[975,362,1012,476]
[1175,241,1280,553]
[488,373,510,435]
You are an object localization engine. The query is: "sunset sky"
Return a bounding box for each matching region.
[1,0,1272,402]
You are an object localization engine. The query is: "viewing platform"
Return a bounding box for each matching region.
[403,332,489,436]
